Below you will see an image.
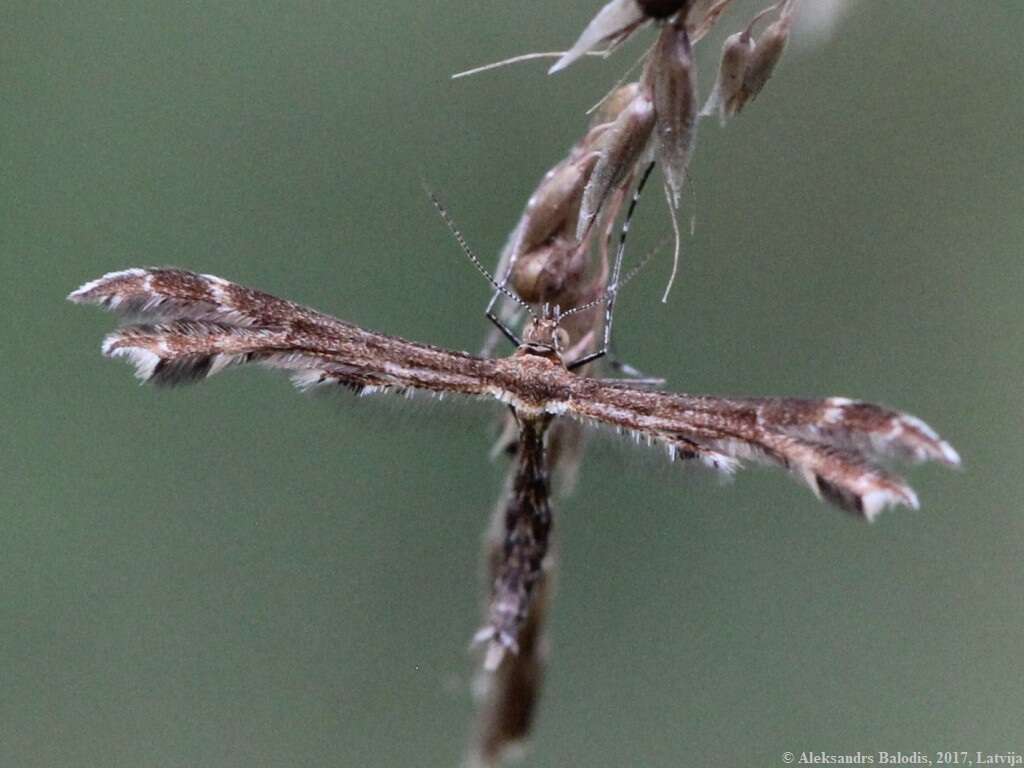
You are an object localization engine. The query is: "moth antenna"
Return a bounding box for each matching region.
[560,296,602,321]
[560,236,664,321]
[424,186,535,317]
[620,234,668,289]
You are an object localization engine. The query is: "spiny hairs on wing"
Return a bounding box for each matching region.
[701,398,957,520]
[636,393,954,471]
[646,425,925,521]
[67,267,350,332]
[70,268,359,389]
[691,398,959,520]
[97,319,440,393]
[753,432,921,521]
[99,321,307,387]
[71,269,959,520]
[755,396,961,467]
[677,425,952,522]
[770,397,959,519]
[71,269,501,397]
[570,386,959,521]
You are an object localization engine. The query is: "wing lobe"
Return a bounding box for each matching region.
[564,380,954,519]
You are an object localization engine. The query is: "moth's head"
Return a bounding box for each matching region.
[520,307,571,360]
[426,159,656,368]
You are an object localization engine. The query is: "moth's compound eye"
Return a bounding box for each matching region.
[553,327,570,352]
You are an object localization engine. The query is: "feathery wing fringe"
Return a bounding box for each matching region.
[567,386,959,520]
[71,268,499,397]
[100,321,314,387]
[71,269,958,519]
[67,267,349,331]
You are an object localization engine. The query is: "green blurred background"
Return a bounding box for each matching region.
[3,2,1022,766]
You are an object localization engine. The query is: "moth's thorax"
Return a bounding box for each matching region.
[501,344,572,421]
[514,343,564,367]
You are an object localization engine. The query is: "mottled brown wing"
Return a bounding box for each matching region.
[565,380,959,520]
[67,267,348,330]
[69,268,500,396]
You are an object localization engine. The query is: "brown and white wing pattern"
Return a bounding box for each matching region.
[564,380,960,520]
[70,268,959,519]
[69,268,500,397]
[67,267,345,330]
